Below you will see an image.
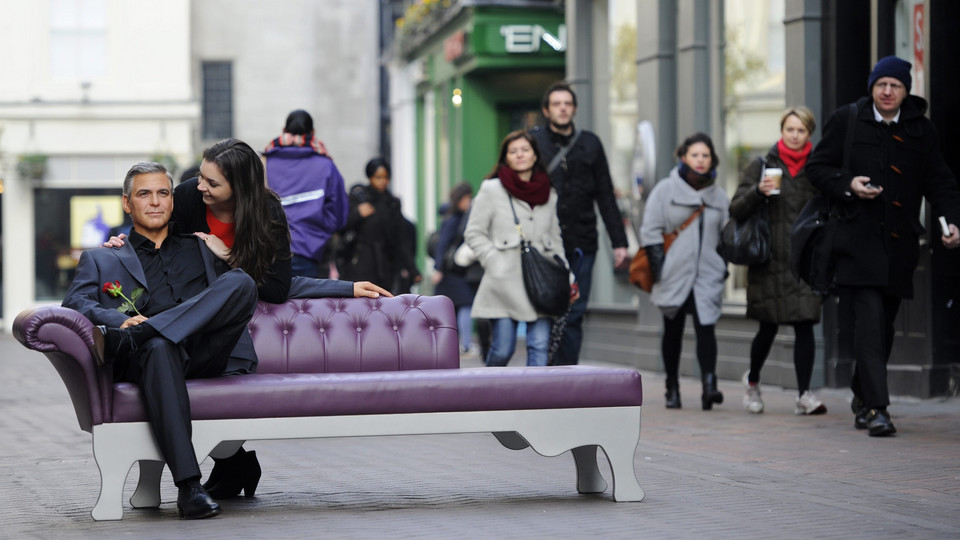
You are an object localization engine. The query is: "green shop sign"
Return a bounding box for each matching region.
[472,21,566,55]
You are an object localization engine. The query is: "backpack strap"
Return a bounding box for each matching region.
[842,102,858,171]
[546,129,583,175]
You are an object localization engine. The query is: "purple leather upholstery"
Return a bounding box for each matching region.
[14,305,113,431]
[14,294,643,430]
[109,366,643,422]
[248,296,460,374]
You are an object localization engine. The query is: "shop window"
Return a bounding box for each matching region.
[202,61,233,140]
[35,188,123,301]
[50,0,107,80]
[608,0,638,248]
[723,0,786,304]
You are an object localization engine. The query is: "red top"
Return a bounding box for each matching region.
[205,207,236,248]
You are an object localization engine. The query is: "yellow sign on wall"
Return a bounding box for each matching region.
[70,196,125,249]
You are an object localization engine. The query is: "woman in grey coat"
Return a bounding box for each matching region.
[641,133,729,410]
[465,131,572,367]
[730,107,826,416]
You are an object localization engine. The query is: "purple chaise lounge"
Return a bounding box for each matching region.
[14,294,645,520]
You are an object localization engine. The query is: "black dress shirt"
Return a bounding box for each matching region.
[129,225,208,316]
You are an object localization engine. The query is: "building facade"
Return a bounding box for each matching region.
[583,0,960,399]
[388,0,566,255]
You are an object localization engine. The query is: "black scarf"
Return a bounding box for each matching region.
[678,162,716,190]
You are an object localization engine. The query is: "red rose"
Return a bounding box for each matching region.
[101,280,143,316]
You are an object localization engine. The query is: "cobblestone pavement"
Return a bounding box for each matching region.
[3,334,959,539]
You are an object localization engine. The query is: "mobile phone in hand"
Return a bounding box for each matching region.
[864,183,880,190]
[940,216,952,237]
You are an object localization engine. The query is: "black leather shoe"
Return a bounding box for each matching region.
[92,325,138,365]
[865,408,897,437]
[177,481,221,519]
[850,395,863,415]
[204,448,262,499]
[91,326,108,367]
[105,326,139,359]
[665,385,681,409]
[854,408,869,430]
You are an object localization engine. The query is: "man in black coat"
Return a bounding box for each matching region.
[530,82,629,365]
[62,162,260,519]
[806,56,960,436]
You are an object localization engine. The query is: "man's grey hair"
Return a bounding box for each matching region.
[122,161,174,197]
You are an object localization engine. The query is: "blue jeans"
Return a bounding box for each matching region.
[485,318,552,367]
[554,252,595,365]
[456,305,473,351]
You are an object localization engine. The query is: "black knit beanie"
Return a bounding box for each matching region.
[867,56,912,93]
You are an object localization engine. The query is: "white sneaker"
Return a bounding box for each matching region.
[795,391,827,415]
[742,371,764,414]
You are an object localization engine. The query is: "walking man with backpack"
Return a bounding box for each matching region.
[806,56,960,436]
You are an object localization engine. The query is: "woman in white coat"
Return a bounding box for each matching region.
[465,130,573,367]
[640,132,729,410]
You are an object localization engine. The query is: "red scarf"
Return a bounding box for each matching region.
[497,164,551,207]
[777,139,812,178]
[263,132,329,157]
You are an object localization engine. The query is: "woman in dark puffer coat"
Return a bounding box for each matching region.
[729,106,825,416]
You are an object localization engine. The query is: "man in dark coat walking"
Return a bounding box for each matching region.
[806,56,960,436]
[530,82,629,365]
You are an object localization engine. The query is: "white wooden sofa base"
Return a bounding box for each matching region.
[91,406,645,520]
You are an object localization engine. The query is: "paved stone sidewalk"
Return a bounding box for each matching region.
[3,333,959,539]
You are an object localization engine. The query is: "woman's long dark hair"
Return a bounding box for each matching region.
[484,130,545,179]
[202,138,290,285]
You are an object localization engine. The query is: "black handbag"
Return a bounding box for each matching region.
[718,205,771,265]
[508,196,570,317]
[789,195,837,295]
[718,157,772,265]
[789,102,859,296]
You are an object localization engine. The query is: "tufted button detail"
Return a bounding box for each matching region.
[283,329,288,335]
[429,326,435,331]
[357,327,362,332]
[393,325,398,331]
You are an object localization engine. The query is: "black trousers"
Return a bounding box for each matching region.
[661,293,717,387]
[748,320,815,395]
[116,269,258,484]
[842,287,901,410]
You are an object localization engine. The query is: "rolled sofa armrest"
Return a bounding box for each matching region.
[13,305,111,432]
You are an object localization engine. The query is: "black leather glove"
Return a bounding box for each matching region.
[645,243,665,283]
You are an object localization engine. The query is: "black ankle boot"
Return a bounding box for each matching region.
[701,373,724,410]
[665,382,681,409]
[203,448,262,499]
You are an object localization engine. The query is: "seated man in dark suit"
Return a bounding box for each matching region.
[62,161,259,519]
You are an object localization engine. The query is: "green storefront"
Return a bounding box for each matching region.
[394,4,565,268]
